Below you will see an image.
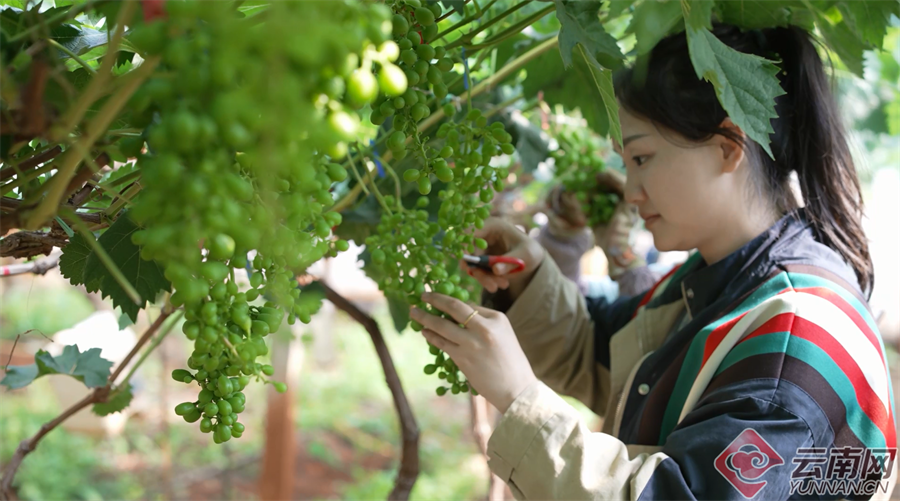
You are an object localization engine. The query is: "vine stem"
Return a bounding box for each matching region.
[380,158,403,206]
[445,0,533,50]
[49,0,137,143]
[65,209,141,305]
[420,36,560,134]
[0,146,62,183]
[352,143,392,217]
[434,0,500,42]
[23,54,160,230]
[48,39,97,75]
[119,309,183,389]
[464,4,555,51]
[0,160,58,194]
[0,306,174,500]
[319,282,419,500]
[103,181,142,217]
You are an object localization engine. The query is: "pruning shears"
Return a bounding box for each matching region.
[461,253,526,275]
[434,244,526,275]
[435,245,525,275]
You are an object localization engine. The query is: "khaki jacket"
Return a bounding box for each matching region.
[485,212,897,501]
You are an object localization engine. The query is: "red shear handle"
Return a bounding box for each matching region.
[465,254,525,274]
[487,255,526,274]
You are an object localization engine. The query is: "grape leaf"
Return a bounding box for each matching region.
[385,290,410,332]
[837,0,899,49]
[0,364,38,390]
[510,118,551,173]
[54,24,108,58]
[440,0,466,16]
[81,213,171,322]
[682,0,714,31]
[520,42,613,136]
[59,231,93,286]
[578,45,622,148]
[627,0,683,56]
[684,26,785,158]
[93,383,133,416]
[554,0,624,69]
[606,0,636,19]
[1,345,113,390]
[715,0,816,30]
[816,13,868,76]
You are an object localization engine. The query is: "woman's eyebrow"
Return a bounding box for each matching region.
[612,134,648,154]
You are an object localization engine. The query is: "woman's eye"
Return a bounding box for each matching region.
[632,155,648,166]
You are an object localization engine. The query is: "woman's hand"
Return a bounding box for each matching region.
[465,218,545,297]
[410,292,537,414]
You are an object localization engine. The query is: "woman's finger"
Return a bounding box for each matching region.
[421,292,480,325]
[422,329,458,353]
[410,306,470,345]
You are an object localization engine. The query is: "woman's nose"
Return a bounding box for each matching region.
[623,172,646,205]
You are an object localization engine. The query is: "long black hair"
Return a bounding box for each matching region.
[614,23,874,296]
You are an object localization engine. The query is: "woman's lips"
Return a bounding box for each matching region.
[642,214,661,227]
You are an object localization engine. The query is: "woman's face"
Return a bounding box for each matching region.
[612,107,749,256]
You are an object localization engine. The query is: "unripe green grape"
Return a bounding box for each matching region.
[442,103,455,117]
[392,14,409,37]
[417,177,432,195]
[218,399,233,416]
[416,43,435,61]
[174,402,196,416]
[435,166,453,182]
[437,58,453,72]
[402,88,419,106]
[436,386,447,396]
[183,409,203,423]
[346,69,378,107]
[415,7,435,25]
[424,364,437,375]
[273,382,287,393]
[378,63,408,96]
[172,369,193,383]
[400,49,417,65]
[403,169,420,182]
[422,21,438,41]
[411,103,429,121]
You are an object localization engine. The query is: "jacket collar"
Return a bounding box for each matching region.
[670,209,811,317]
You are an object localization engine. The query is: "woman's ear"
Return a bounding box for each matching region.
[717,117,746,174]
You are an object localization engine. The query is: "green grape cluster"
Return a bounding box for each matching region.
[124,0,386,441]
[364,107,516,396]
[550,128,619,226]
[369,0,455,159]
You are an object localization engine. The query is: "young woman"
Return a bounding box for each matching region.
[409,23,896,500]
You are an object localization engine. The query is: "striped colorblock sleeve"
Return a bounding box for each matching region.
[486,271,896,500]
[638,271,895,499]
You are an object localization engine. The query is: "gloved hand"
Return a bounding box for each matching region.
[588,169,646,279]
